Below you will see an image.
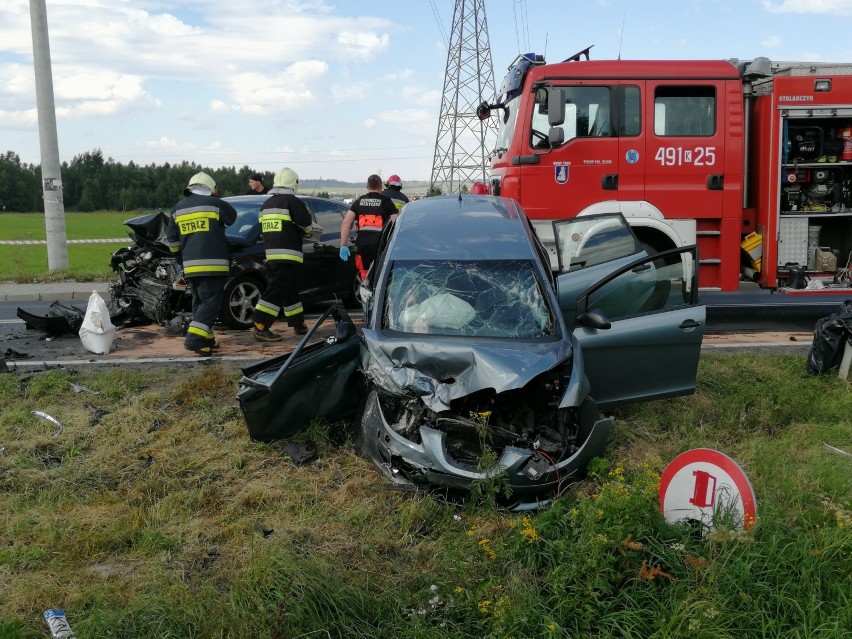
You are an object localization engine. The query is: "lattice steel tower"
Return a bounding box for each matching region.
[430,0,498,194]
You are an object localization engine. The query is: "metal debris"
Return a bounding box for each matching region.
[83,402,110,423]
[31,410,64,437]
[69,382,100,395]
[823,441,852,457]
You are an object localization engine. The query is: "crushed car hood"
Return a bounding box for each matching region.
[360,328,572,412]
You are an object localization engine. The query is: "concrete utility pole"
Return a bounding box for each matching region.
[30,0,68,270]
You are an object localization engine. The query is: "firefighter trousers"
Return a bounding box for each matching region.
[185,276,225,351]
[251,261,305,330]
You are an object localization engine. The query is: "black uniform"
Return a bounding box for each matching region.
[250,188,313,331]
[165,192,237,353]
[381,187,409,212]
[350,191,398,278]
[244,185,269,195]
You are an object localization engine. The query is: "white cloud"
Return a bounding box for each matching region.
[401,86,443,106]
[336,31,390,59]
[373,109,435,136]
[209,100,230,114]
[226,61,329,115]
[762,0,852,16]
[364,118,377,128]
[383,69,416,82]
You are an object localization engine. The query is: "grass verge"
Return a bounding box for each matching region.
[0,355,849,638]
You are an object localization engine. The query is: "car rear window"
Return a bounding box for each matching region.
[382,260,554,338]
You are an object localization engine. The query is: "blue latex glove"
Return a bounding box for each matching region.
[339,245,351,262]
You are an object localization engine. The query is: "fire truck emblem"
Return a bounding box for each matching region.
[625,149,640,164]
[554,164,569,184]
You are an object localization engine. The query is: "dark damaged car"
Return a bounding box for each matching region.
[237,195,705,509]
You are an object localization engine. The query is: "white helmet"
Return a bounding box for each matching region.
[273,167,299,191]
[184,172,216,196]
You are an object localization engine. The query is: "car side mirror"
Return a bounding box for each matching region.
[576,309,611,330]
[548,127,565,146]
[547,87,565,126]
[335,321,356,342]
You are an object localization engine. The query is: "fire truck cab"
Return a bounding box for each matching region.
[483,50,852,293]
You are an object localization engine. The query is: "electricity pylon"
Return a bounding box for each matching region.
[430,0,498,194]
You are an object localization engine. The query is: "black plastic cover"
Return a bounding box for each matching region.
[806,300,852,374]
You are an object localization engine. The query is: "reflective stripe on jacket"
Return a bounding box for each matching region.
[166,194,237,277]
[259,191,312,264]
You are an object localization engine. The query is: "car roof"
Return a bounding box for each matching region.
[390,195,538,261]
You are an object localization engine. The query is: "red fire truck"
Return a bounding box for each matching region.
[478,49,852,293]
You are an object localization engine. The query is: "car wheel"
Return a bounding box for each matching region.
[220,275,263,329]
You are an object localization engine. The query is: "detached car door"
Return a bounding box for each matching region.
[554,214,705,406]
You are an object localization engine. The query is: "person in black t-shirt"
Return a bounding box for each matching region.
[339,174,398,279]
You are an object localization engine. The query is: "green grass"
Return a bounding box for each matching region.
[0,212,144,281]
[0,356,849,638]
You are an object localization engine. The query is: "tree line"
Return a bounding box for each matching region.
[0,149,342,214]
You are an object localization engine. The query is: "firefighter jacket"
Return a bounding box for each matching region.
[166,193,237,277]
[381,187,409,212]
[259,188,312,264]
[350,191,398,248]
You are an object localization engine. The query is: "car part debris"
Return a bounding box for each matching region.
[3,348,31,360]
[252,521,274,538]
[32,410,63,437]
[281,442,317,466]
[17,301,85,336]
[83,403,110,423]
[823,441,852,457]
[69,382,99,394]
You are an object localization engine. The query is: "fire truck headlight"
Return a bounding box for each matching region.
[814,79,831,92]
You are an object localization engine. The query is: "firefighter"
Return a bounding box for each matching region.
[381,174,409,212]
[250,167,312,341]
[339,174,399,279]
[165,172,237,356]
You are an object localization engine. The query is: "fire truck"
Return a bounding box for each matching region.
[478,48,852,293]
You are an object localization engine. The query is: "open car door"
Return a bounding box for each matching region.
[568,246,705,406]
[237,305,363,442]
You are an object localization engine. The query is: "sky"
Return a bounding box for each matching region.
[3,0,852,184]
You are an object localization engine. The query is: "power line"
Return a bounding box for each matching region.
[428,0,449,49]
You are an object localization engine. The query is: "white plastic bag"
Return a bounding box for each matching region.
[78,290,115,355]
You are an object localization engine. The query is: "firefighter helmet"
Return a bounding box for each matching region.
[273,167,299,191]
[385,174,403,188]
[185,172,216,196]
[470,181,489,195]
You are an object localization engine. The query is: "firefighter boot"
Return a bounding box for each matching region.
[254,322,283,343]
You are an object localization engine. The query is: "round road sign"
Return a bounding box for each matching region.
[659,448,756,531]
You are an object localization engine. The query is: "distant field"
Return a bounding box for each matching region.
[0,211,139,281]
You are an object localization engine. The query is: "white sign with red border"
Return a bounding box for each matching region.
[659,448,757,531]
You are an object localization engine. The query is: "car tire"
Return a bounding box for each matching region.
[220,274,263,329]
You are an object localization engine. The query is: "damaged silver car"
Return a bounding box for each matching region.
[237,195,705,509]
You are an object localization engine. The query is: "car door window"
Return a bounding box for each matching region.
[578,246,698,320]
[553,213,640,272]
[310,199,349,242]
